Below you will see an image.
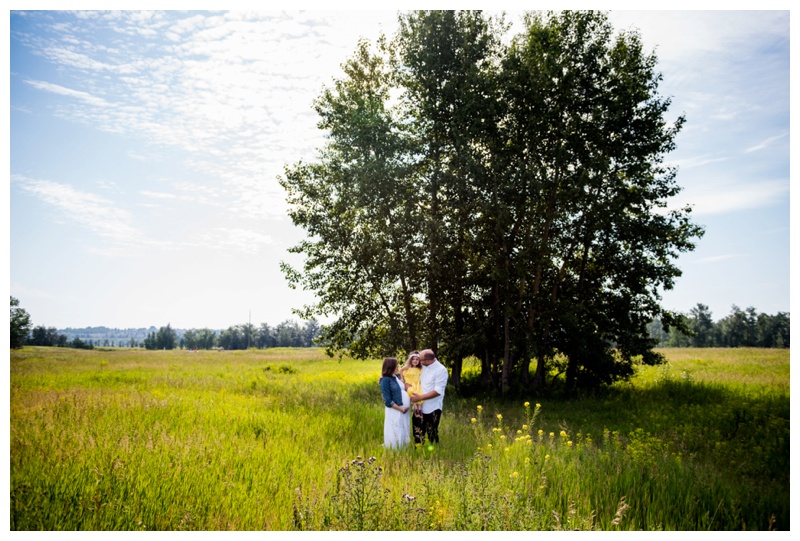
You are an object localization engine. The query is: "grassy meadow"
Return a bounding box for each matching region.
[10,346,789,530]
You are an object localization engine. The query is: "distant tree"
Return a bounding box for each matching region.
[651,304,789,349]
[10,296,32,349]
[256,323,276,349]
[646,318,670,345]
[688,304,715,347]
[243,322,256,349]
[302,318,322,347]
[143,331,157,350]
[29,325,47,346]
[29,326,65,347]
[182,329,199,350]
[69,337,93,350]
[218,325,246,350]
[196,328,217,350]
[717,305,749,347]
[756,311,790,348]
[156,324,178,350]
[275,320,302,347]
[664,313,691,347]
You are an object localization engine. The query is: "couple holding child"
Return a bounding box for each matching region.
[379,349,449,449]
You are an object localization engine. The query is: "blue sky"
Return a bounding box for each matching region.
[5,7,792,331]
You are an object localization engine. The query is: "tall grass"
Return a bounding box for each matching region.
[10,347,788,530]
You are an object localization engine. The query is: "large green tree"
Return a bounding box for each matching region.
[10,296,32,349]
[281,35,425,359]
[496,11,703,392]
[280,10,702,394]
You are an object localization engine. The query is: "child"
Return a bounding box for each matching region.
[400,351,424,443]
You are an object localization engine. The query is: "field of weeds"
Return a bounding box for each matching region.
[10,346,789,530]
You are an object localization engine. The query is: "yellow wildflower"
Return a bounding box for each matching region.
[549,432,555,438]
[524,401,530,408]
[538,429,543,436]
[517,429,523,435]
[545,454,550,461]
[536,403,541,409]
[567,441,573,447]
[522,425,529,431]
[471,418,477,423]
[497,414,503,421]
[560,430,567,438]
[477,405,483,411]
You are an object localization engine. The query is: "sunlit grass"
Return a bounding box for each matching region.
[10,346,789,530]
[640,348,789,391]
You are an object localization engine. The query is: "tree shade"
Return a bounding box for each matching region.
[280,10,703,395]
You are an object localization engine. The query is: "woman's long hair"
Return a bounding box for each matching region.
[381,357,399,378]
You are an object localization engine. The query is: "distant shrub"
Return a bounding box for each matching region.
[264,363,297,374]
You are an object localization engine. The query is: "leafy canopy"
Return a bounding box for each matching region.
[279,10,703,394]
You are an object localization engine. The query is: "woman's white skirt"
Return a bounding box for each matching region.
[384,389,411,449]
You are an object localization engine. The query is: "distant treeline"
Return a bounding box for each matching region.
[23,319,324,350]
[19,305,790,351]
[648,304,789,348]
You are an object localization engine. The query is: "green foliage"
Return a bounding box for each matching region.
[68,337,94,350]
[331,456,388,530]
[280,10,703,394]
[143,324,177,350]
[10,296,32,349]
[181,328,217,350]
[29,325,68,347]
[10,347,788,530]
[650,304,790,348]
[263,363,297,375]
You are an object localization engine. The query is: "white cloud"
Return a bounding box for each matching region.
[25,79,110,107]
[13,11,398,224]
[695,254,746,264]
[669,178,788,216]
[746,131,789,153]
[140,190,178,200]
[12,174,143,244]
[668,154,730,170]
[14,11,790,240]
[607,11,788,64]
[196,227,274,254]
[42,46,114,71]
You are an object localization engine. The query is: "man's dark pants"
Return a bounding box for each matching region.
[420,409,442,444]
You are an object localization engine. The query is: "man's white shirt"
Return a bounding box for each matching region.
[419,359,449,414]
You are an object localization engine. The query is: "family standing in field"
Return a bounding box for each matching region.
[379,349,449,449]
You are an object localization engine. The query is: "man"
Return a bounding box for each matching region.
[409,348,449,444]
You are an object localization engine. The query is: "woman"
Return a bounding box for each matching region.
[399,351,425,444]
[379,357,410,449]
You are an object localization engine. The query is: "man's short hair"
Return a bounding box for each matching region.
[420,349,435,361]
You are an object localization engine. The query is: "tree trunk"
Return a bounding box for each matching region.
[450,304,464,389]
[501,314,512,395]
[451,354,463,390]
[532,352,546,389]
[398,270,418,351]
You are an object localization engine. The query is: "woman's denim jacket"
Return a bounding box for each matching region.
[379,375,403,408]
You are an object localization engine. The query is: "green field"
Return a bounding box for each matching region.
[10,346,789,530]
